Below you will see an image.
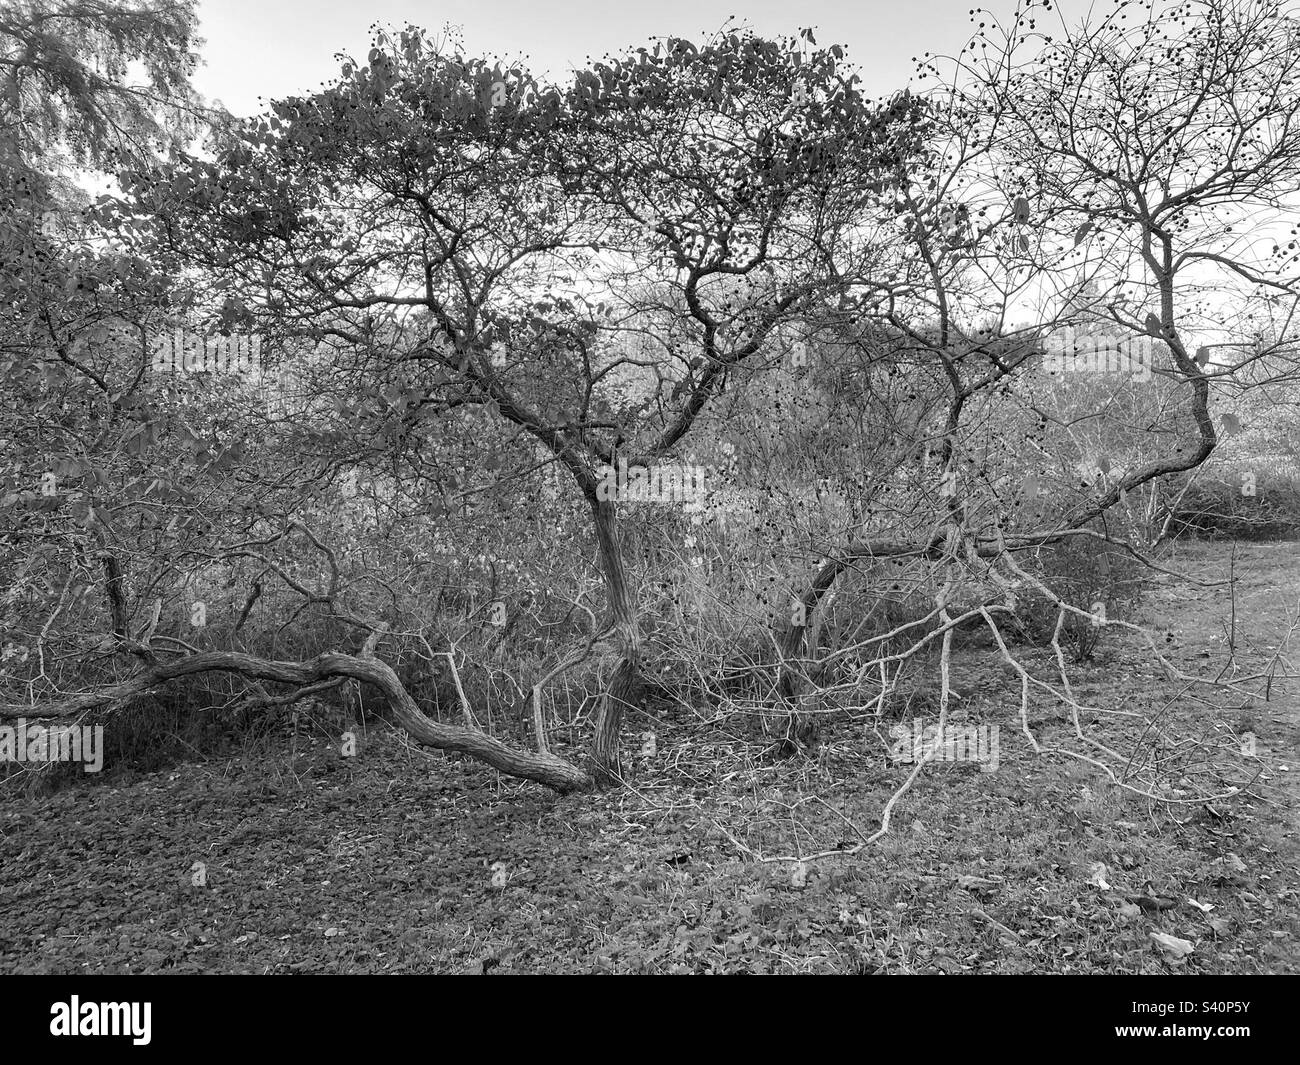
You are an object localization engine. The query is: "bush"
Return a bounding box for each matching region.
[1014,532,1147,660]
[1168,470,1300,540]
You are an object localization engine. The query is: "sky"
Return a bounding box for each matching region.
[188,0,1091,115]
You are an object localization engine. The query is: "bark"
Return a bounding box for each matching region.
[1,648,594,793]
[586,497,641,788]
[769,558,844,753]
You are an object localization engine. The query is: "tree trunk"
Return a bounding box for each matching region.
[586,497,641,788]
[1,649,594,793]
[768,557,846,754]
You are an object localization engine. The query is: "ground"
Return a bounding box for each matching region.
[1,539,1296,974]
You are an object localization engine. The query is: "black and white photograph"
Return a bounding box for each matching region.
[0,0,1295,1004]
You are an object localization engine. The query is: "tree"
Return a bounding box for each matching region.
[0,0,220,778]
[6,2,1278,820]
[709,0,1300,795]
[0,0,207,212]
[38,25,926,789]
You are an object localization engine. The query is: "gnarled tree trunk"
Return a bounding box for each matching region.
[0,645,595,792]
[586,497,642,788]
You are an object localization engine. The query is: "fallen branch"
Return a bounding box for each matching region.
[1,647,593,793]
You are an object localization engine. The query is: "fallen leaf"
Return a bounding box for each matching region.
[1086,862,1111,890]
[1149,931,1195,959]
[1133,892,1179,913]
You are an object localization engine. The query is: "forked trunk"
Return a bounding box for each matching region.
[768,558,845,753]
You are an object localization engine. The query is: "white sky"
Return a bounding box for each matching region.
[188,0,1098,115]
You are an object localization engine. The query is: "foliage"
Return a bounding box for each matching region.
[1013,533,1148,660]
[1169,470,1300,540]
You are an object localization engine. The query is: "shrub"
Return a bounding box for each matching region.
[1013,532,1147,660]
[1168,470,1300,540]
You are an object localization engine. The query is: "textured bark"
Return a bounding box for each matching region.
[769,558,844,753]
[1,648,593,793]
[586,498,641,788]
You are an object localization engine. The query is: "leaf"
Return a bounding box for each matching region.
[1012,195,1030,223]
[1073,221,1093,246]
[124,426,150,457]
[1194,345,1211,368]
[1086,862,1111,890]
[791,861,810,889]
[1133,892,1178,913]
[1149,932,1195,959]
[1018,233,1030,253]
